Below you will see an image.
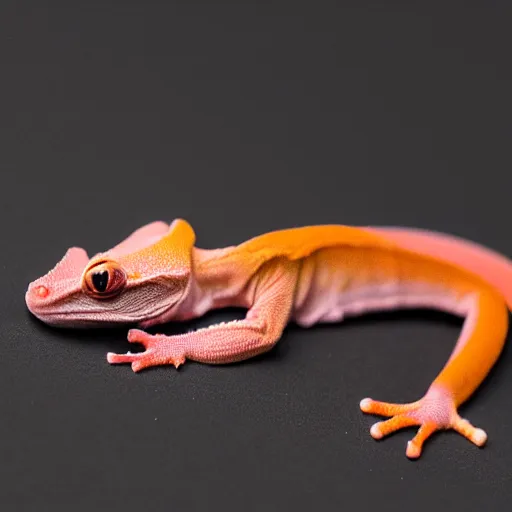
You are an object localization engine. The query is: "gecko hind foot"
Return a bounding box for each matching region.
[359,388,487,459]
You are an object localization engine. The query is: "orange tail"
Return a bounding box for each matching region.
[365,226,512,311]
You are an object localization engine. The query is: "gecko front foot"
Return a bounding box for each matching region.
[107,329,187,372]
[359,385,487,459]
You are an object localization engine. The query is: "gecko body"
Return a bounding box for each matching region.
[25,219,512,459]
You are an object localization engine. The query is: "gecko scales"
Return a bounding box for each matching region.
[25,219,512,459]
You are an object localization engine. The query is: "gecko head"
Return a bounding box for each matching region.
[25,219,196,328]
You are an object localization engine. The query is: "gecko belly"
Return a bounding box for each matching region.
[293,282,473,327]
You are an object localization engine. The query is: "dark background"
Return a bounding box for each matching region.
[1,1,512,510]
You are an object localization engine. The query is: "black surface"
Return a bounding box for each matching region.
[2,1,512,510]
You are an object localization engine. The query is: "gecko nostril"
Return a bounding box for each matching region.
[34,285,49,298]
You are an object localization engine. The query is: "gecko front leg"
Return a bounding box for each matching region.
[107,259,300,371]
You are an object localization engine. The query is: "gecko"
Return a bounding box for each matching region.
[25,219,512,459]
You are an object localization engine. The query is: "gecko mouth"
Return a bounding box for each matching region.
[27,300,176,327]
[28,310,135,328]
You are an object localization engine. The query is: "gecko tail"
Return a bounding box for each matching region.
[365,226,512,311]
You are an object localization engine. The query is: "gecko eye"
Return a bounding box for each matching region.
[82,260,127,299]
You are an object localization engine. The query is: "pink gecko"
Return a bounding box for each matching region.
[25,219,512,458]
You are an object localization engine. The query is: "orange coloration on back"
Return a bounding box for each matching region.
[236,224,398,261]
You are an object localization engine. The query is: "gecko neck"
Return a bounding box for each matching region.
[172,246,250,321]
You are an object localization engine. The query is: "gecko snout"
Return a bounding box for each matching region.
[34,285,49,298]
[25,280,52,313]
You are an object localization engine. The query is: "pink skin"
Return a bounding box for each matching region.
[25,221,191,327]
[25,220,512,458]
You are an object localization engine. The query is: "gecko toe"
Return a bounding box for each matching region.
[451,416,488,447]
[107,351,143,365]
[370,414,419,439]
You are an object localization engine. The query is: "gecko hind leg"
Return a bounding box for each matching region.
[359,388,487,459]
